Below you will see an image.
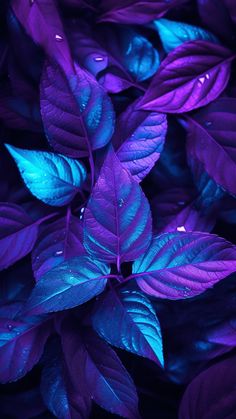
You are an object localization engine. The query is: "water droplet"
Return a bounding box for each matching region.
[7,324,13,331]
[204,121,212,127]
[80,207,85,213]
[93,56,104,62]
[177,226,186,232]
[205,73,210,79]
[55,250,63,256]
[198,76,206,85]
[118,198,124,208]
[55,34,63,42]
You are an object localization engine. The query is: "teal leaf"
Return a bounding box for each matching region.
[154,18,218,53]
[23,256,110,315]
[92,289,164,366]
[5,144,86,206]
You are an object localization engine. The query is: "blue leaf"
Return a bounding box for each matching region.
[92,289,164,366]
[118,28,160,82]
[133,232,236,299]
[0,203,38,271]
[61,324,140,419]
[32,214,85,280]
[0,316,51,383]
[84,148,152,269]
[113,98,167,182]
[41,342,91,419]
[5,144,87,206]
[24,256,110,315]
[154,18,218,53]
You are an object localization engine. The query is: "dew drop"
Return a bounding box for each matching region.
[118,198,124,208]
[204,121,212,127]
[55,250,63,256]
[205,73,210,80]
[80,207,85,213]
[55,34,63,42]
[93,56,104,62]
[7,324,13,331]
[177,225,186,232]
[198,76,206,85]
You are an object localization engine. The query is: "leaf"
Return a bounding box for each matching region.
[139,41,233,113]
[179,354,236,419]
[61,324,140,419]
[0,203,38,271]
[197,0,235,46]
[224,0,236,24]
[12,0,73,74]
[100,27,160,83]
[92,289,164,366]
[84,149,152,268]
[32,214,85,280]
[41,342,91,419]
[0,316,51,383]
[40,60,115,157]
[99,0,189,24]
[154,18,218,53]
[5,144,87,206]
[151,188,215,233]
[113,98,167,182]
[207,318,236,347]
[132,232,236,300]
[186,97,236,196]
[24,256,110,315]
[0,388,46,419]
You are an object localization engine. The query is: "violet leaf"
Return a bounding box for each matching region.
[132,232,236,299]
[0,316,52,383]
[11,0,73,73]
[41,342,91,419]
[113,98,167,182]
[92,289,164,366]
[139,41,233,113]
[84,149,152,268]
[61,324,140,419]
[5,144,87,206]
[99,0,189,24]
[32,214,85,280]
[0,203,38,271]
[23,256,110,315]
[154,18,218,53]
[186,97,236,196]
[40,60,115,157]
[179,354,236,419]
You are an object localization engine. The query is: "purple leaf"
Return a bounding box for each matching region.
[32,214,85,280]
[24,256,110,315]
[197,0,235,45]
[179,354,236,419]
[0,388,46,419]
[186,97,236,196]
[139,41,233,113]
[40,60,115,157]
[113,98,167,182]
[84,149,152,269]
[207,318,236,347]
[61,324,140,419]
[0,316,51,383]
[132,232,236,299]
[92,289,164,366]
[41,342,91,419]
[0,203,38,271]
[99,0,189,24]
[11,0,73,73]
[151,188,215,233]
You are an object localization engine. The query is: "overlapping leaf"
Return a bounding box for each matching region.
[139,41,233,113]
[5,144,86,206]
[84,149,152,268]
[133,232,236,299]
[92,289,164,365]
